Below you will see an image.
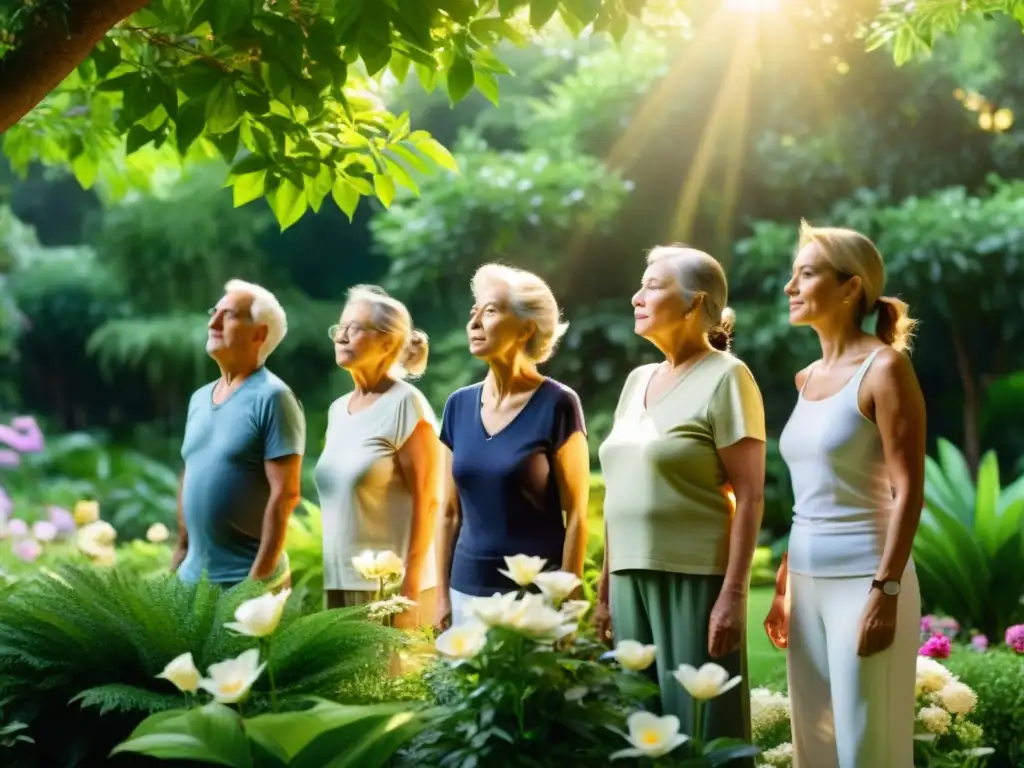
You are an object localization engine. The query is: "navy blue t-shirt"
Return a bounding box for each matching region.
[441,378,587,597]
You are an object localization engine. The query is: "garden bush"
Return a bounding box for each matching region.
[945,648,1024,768]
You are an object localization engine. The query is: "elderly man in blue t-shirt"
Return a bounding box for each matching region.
[171,279,306,589]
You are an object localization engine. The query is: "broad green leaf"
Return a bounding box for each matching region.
[470,18,528,46]
[175,99,207,155]
[529,0,559,28]
[373,174,396,207]
[267,179,308,230]
[561,0,602,26]
[936,439,975,518]
[331,177,360,220]
[206,81,241,134]
[126,125,155,154]
[383,158,418,194]
[474,70,500,106]
[334,0,366,39]
[306,165,335,213]
[446,55,474,104]
[974,450,1000,554]
[111,704,251,768]
[95,72,142,93]
[232,172,266,207]
[71,152,98,189]
[411,136,459,172]
[230,153,270,177]
[211,0,251,37]
[387,144,431,174]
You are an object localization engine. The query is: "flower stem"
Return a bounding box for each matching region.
[263,637,278,712]
[692,699,704,754]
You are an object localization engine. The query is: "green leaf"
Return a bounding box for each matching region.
[473,70,500,106]
[306,165,335,213]
[469,18,528,46]
[175,99,207,154]
[91,43,122,79]
[498,0,527,16]
[383,157,418,194]
[206,80,241,134]
[176,62,225,99]
[411,136,459,172]
[334,0,366,40]
[528,0,559,28]
[267,179,308,230]
[211,0,251,37]
[373,173,396,207]
[389,53,411,83]
[111,704,252,768]
[975,451,1000,554]
[387,144,430,174]
[446,55,474,104]
[209,126,241,162]
[232,171,267,207]
[95,72,142,93]
[126,124,156,154]
[331,177,361,220]
[71,152,98,189]
[230,153,269,176]
[472,48,513,75]
[415,62,438,93]
[561,0,601,25]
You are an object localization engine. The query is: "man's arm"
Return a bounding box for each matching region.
[170,470,187,572]
[250,454,303,581]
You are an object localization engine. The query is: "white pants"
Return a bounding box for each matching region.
[788,568,920,768]
[449,588,476,627]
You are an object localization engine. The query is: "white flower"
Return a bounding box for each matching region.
[31,520,58,542]
[351,549,405,580]
[760,741,794,767]
[916,656,953,695]
[469,592,521,626]
[76,520,117,562]
[560,599,591,621]
[469,591,574,641]
[497,554,547,587]
[936,680,977,716]
[611,711,689,760]
[157,652,200,693]
[918,705,951,734]
[146,523,170,543]
[564,685,588,702]
[366,595,417,621]
[966,747,996,757]
[225,589,291,638]
[673,662,742,700]
[751,687,791,741]
[435,622,488,660]
[6,518,28,537]
[199,648,265,704]
[73,500,99,526]
[611,640,657,671]
[533,571,582,602]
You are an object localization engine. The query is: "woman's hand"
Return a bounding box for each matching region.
[433,593,453,633]
[857,588,899,657]
[763,591,788,650]
[708,588,746,658]
[593,599,613,647]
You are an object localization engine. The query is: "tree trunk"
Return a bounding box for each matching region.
[950,324,980,473]
[0,0,150,134]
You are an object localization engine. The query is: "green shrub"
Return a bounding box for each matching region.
[945,648,1024,768]
[0,563,397,767]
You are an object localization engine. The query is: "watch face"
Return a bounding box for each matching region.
[883,581,900,596]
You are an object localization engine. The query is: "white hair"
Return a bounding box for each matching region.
[646,246,735,351]
[471,264,568,363]
[344,284,429,379]
[224,279,287,365]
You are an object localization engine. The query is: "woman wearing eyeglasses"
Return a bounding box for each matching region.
[314,285,442,628]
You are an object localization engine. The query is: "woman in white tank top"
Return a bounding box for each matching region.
[764,222,927,768]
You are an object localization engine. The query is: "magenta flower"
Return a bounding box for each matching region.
[12,537,42,563]
[919,633,952,659]
[0,450,19,468]
[1005,625,1024,654]
[920,614,936,634]
[970,634,989,652]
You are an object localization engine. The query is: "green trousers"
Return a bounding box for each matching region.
[610,570,752,764]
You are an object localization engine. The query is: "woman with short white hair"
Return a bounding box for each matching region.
[597,246,766,756]
[434,264,590,629]
[315,285,441,628]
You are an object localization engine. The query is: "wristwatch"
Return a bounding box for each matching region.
[871,579,901,596]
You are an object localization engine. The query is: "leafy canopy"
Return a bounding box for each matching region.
[1,0,648,230]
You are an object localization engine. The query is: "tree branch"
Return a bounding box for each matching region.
[0,0,151,134]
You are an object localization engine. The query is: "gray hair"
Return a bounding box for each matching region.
[471,263,568,363]
[224,279,287,365]
[345,285,429,379]
[646,246,735,351]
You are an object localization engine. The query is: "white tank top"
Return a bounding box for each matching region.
[779,349,902,577]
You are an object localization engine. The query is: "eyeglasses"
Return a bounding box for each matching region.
[208,307,250,321]
[328,322,379,341]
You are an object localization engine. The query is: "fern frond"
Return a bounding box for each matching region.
[71,684,183,716]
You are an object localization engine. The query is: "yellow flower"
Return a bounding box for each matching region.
[199,649,265,704]
[918,705,951,735]
[156,652,200,693]
[673,662,742,700]
[497,554,547,587]
[611,640,657,671]
[73,500,99,526]
[224,589,291,638]
[611,712,689,760]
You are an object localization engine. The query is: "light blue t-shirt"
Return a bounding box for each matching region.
[178,367,306,584]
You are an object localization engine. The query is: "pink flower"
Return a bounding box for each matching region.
[1005,625,1024,653]
[970,634,989,652]
[0,487,10,520]
[46,506,76,535]
[5,518,28,538]
[920,614,936,634]
[32,520,57,542]
[12,537,42,563]
[919,633,952,659]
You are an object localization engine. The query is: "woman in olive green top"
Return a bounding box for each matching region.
[597,246,766,750]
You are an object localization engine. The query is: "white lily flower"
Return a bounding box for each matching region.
[435,622,488,660]
[225,589,291,638]
[497,554,547,587]
[503,593,576,641]
[76,520,117,564]
[673,662,742,700]
[533,571,582,602]
[351,549,405,580]
[146,523,170,543]
[611,640,657,671]
[611,711,689,759]
[469,592,521,626]
[199,648,265,704]
[157,652,200,693]
[560,599,591,621]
